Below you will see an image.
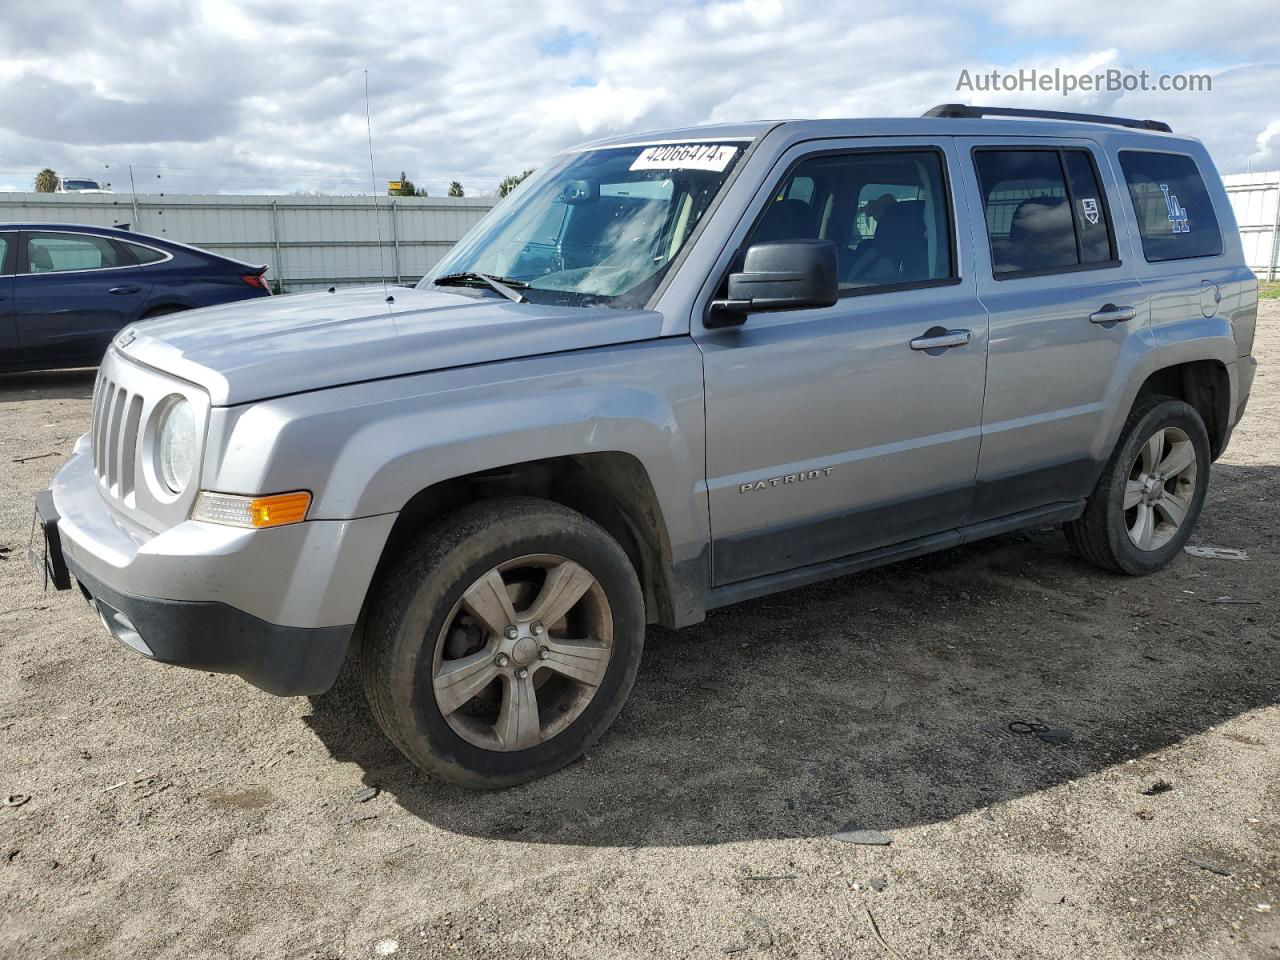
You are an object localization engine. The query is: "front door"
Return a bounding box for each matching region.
[14,230,151,367]
[696,139,989,586]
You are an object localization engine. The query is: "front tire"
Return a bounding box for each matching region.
[1065,396,1211,575]
[360,497,645,789]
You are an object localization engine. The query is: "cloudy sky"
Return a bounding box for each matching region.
[1,0,1278,196]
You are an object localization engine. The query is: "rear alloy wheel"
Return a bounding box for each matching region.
[361,497,644,789]
[1065,396,1211,575]
[1123,424,1198,552]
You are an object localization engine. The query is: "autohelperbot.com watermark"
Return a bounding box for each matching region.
[956,67,1211,96]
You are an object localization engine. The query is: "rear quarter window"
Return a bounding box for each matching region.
[1118,151,1223,262]
[124,242,169,265]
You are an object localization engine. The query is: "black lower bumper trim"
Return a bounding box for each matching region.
[32,491,72,591]
[64,553,353,697]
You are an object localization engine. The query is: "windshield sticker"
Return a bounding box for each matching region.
[1161,184,1190,233]
[1081,197,1100,225]
[630,144,739,172]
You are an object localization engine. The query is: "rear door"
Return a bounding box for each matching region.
[696,138,990,585]
[13,230,152,367]
[956,138,1148,523]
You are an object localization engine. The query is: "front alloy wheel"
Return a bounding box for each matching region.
[433,556,613,752]
[361,497,644,789]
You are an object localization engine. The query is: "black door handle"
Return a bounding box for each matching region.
[108,285,142,295]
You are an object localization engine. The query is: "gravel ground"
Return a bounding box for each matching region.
[2,306,1278,960]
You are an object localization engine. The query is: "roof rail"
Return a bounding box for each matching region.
[922,103,1172,133]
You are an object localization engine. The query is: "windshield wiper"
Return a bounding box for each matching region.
[432,272,529,304]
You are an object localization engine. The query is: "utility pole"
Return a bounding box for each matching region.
[128,164,140,231]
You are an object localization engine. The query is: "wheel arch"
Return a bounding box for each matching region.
[139,300,192,319]
[1133,358,1232,459]
[1100,327,1237,467]
[365,452,681,629]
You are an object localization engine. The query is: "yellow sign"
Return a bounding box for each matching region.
[387,181,403,191]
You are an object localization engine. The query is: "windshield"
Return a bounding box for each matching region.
[62,179,99,190]
[421,142,745,308]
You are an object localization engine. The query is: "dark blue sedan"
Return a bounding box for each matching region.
[0,223,271,372]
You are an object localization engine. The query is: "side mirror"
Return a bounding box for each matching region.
[707,239,839,328]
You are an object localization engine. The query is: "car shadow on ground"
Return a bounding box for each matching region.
[308,467,1280,848]
[0,368,97,402]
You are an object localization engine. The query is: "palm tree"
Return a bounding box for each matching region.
[34,168,59,192]
[448,181,464,197]
[498,169,534,198]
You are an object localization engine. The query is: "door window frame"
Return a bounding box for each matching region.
[971,145,1122,282]
[713,144,963,309]
[16,230,141,277]
[0,231,16,277]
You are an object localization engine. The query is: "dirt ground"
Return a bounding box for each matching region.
[2,307,1278,960]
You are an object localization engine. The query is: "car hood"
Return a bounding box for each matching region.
[116,285,665,406]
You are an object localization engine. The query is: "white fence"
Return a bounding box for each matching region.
[1224,172,1280,281]
[3,175,1277,286]
[0,192,496,292]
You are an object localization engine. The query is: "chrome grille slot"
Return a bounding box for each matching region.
[89,373,103,466]
[90,370,142,498]
[106,387,127,489]
[92,380,117,482]
[120,394,143,498]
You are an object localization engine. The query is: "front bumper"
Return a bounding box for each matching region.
[36,435,395,696]
[65,554,352,696]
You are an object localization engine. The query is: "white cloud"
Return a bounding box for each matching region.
[0,0,1275,197]
[1250,119,1280,171]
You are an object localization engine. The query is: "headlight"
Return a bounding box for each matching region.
[157,398,196,494]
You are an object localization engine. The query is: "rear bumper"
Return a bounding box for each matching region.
[1235,354,1258,425]
[1218,354,1258,459]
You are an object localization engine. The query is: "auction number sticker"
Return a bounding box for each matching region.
[630,144,739,172]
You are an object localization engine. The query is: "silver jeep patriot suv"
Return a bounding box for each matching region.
[33,105,1258,788]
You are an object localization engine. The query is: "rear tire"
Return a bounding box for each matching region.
[360,497,645,789]
[1065,396,1210,575]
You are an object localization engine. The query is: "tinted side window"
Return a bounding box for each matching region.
[1119,151,1223,261]
[1061,151,1115,264]
[975,150,1077,276]
[0,234,10,273]
[124,242,168,265]
[25,232,123,273]
[746,150,954,293]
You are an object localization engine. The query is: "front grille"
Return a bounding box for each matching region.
[91,369,144,499]
[86,348,207,532]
